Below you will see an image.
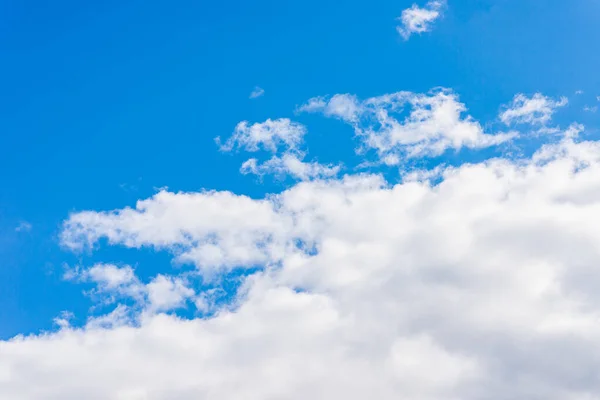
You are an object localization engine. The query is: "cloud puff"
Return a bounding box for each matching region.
[216,118,307,153]
[249,86,265,99]
[397,0,446,40]
[299,89,516,163]
[65,263,196,315]
[500,93,568,126]
[4,126,600,398]
[218,118,341,181]
[240,154,340,181]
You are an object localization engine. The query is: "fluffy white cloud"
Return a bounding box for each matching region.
[218,117,341,181]
[216,118,306,153]
[240,154,340,181]
[65,263,196,315]
[297,94,361,122]
[81,263,137,289]
[299,89,516,163]
[397,0,446,40]
[145,275,195,313]
[60,190,291,271]
[249,86,265,99]
[500,93,568,126]
[4,124,600,399]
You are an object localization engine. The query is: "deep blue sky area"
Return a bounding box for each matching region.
[1,0,599,338]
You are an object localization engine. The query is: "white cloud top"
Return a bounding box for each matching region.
[397,0,446,40]
[218,117,341,180]
[300,89,516,163]
[500,93,568,126]
[217,118,306,153]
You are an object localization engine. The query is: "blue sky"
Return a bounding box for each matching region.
[2,2,600,396]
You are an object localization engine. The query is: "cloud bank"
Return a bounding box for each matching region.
[4,88,600,399]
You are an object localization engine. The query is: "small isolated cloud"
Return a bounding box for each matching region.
[15,221,32,232]
[397,0,446,40]
[249,86,265,99]
[217,118,306,153]
[575,90,584,95]
[500,93,568,126]
[584,105,598,113]
[217,118,341,181]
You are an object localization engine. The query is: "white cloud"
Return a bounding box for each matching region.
[397,0,446,40]
[500,93,568,126]
[249,86,265,99]
[7,81,600,400]
[66,263,195,316]
[60,190,292,271]
[146,275,195,313]
[216,118,306,153]
[297,94,362,122]
[240,154,340,181]
[299,89,516,163]
[82,263,137,289]
[584,105,598,113]
[14,221,31,232]
[575,90,584,95]
[218,118,341,181]
[4,129,600,398]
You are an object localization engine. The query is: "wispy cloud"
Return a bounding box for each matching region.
[249,86,265,99]
[15,221,32,232]
[397,0,446,40]
[499,93,568,126]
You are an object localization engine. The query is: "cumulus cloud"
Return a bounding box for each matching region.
[299,89,516,163]
[240,154,340,181]
[397,0,446,40]
[64,263,196,314]
[297,94,362,122]
[249,86,265,99]
[6,81,600,400]
[500,93,568,126]
[216,118,306,153]
[217,117,341,181]
[145,275,195,313]
[60,190,290,271]
[4,126,600,399]
[79,263,138,289]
